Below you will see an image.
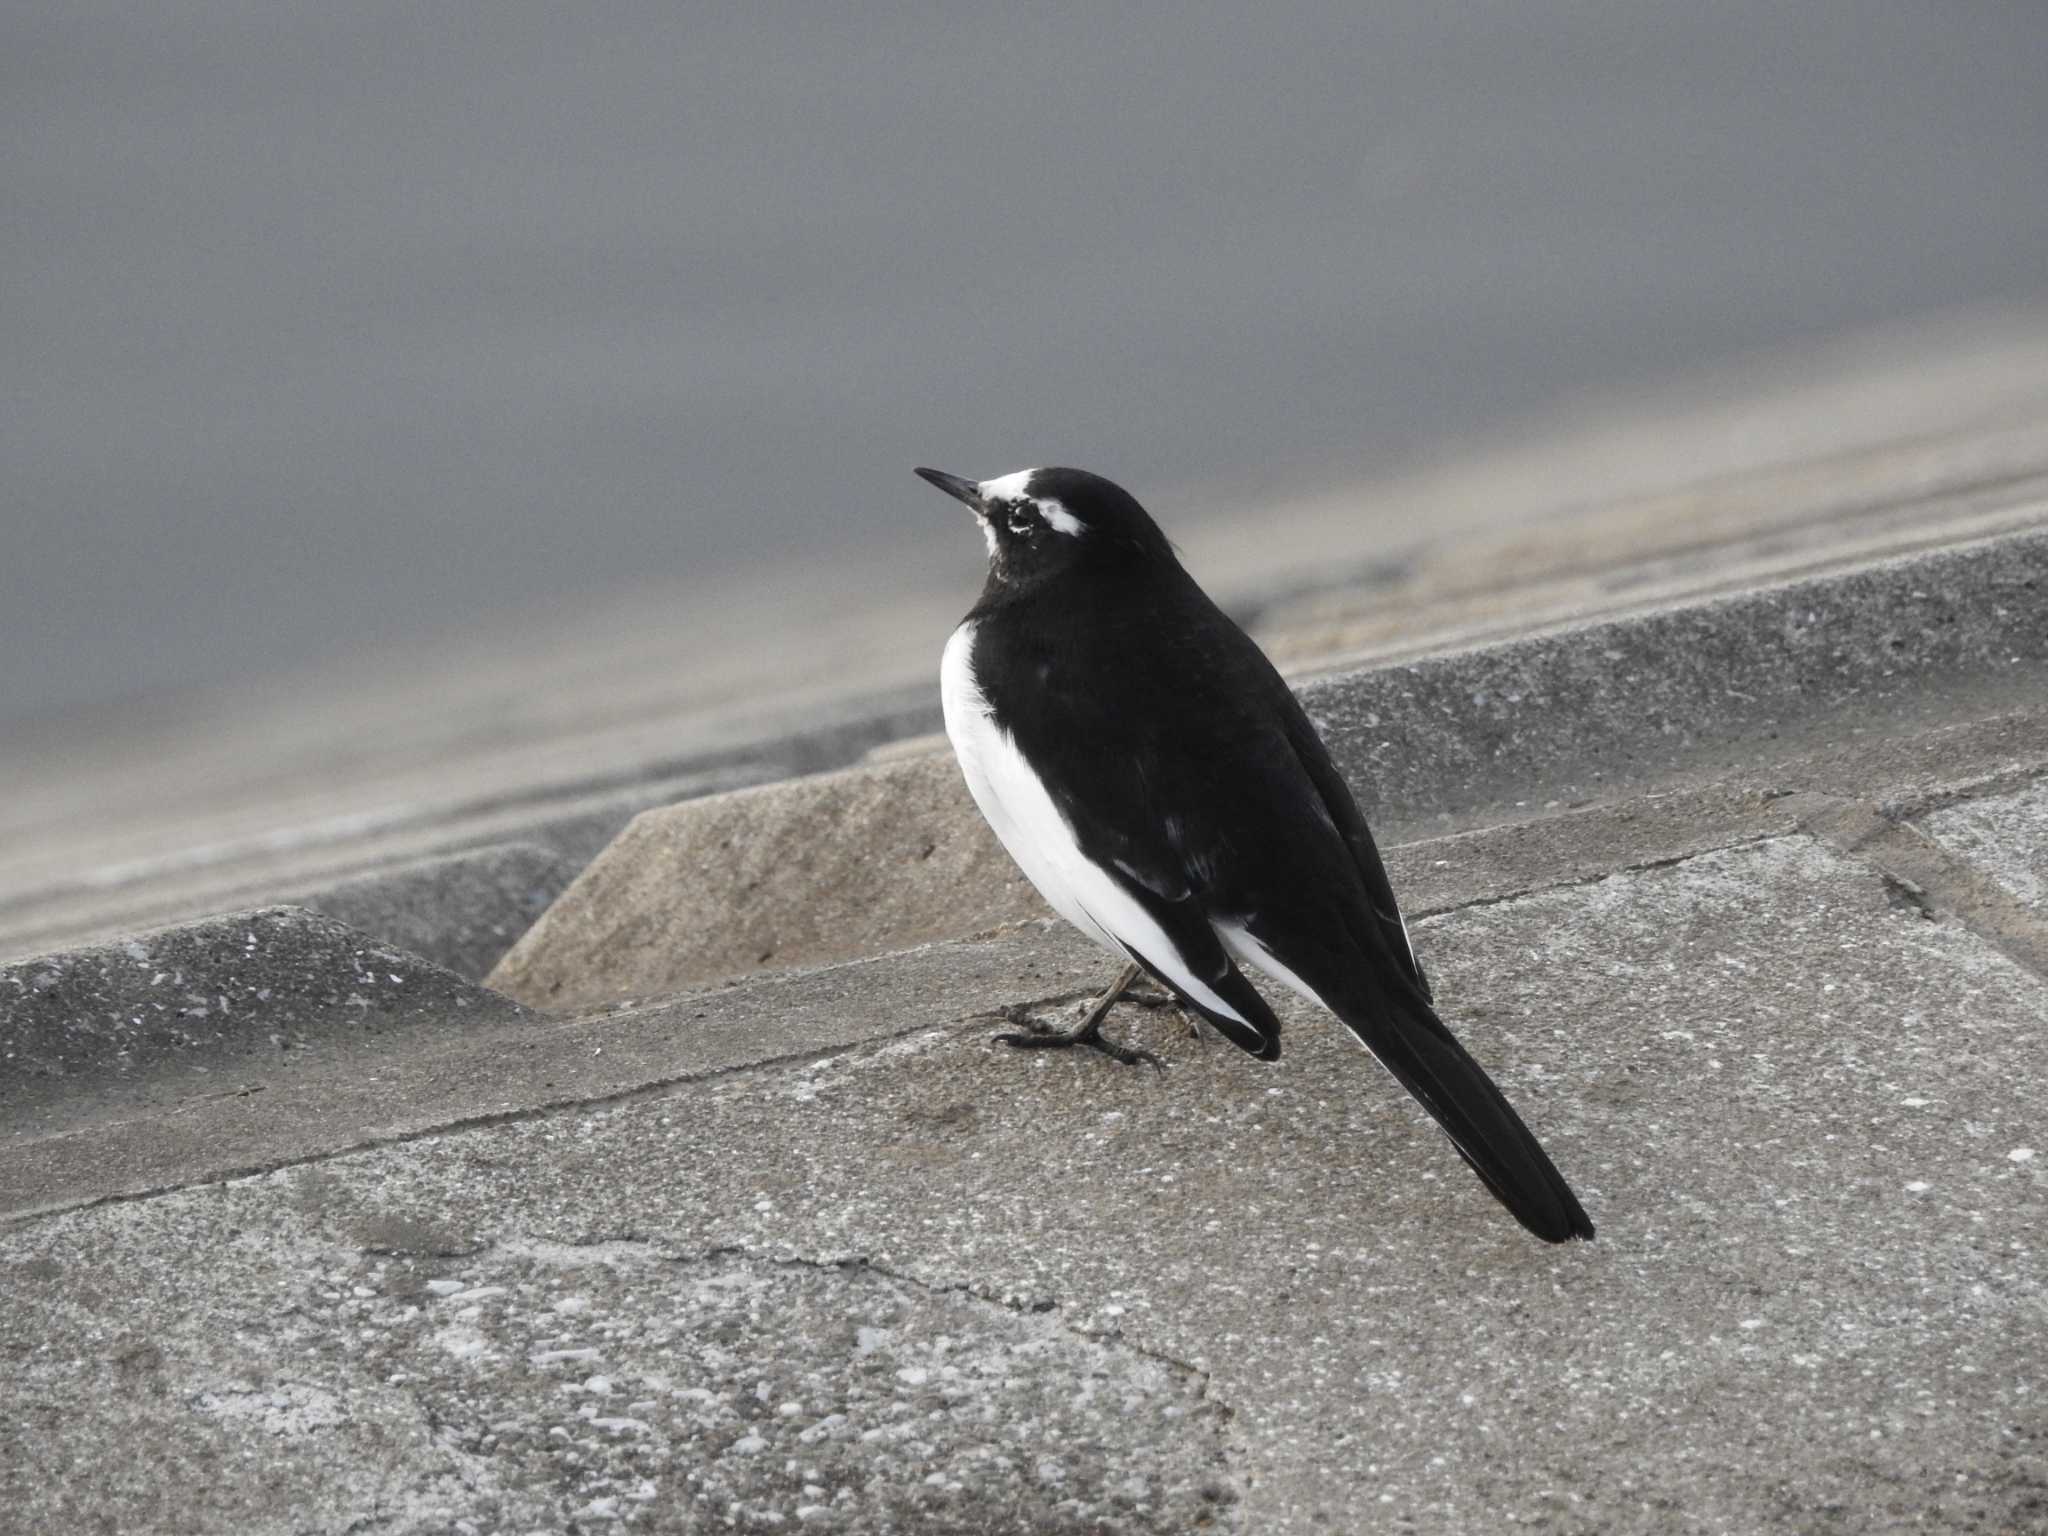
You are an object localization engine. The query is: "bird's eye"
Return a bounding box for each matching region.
[1008,506,1036,535]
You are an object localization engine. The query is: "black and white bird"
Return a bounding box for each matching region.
[916,464,1594,1243]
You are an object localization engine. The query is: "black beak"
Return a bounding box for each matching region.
[914,466,982,509]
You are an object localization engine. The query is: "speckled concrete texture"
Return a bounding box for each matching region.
[3,1232,1233,1535]
[0,923,1107,1218]
[1922,775,2048,911]
[0,905,528,1137]
[6,836,2045,1533]
[1296,526,2048,827]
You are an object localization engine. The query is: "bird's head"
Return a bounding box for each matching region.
[914,465,1173,586]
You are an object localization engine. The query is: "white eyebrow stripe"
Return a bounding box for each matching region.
[1036,498,1083,537]
[976,469,1039,502]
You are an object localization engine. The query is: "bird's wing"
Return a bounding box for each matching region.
[1276,702,1432,1001]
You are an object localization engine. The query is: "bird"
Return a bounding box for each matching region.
[915,464,1595,1243]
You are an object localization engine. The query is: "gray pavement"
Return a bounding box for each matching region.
[6,525,2048,1532]
[6,818,2047,1531]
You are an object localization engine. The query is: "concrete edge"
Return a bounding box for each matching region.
[1293,520,2048,826]
[1,905,532,1138]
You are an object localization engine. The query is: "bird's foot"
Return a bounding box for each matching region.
[991,1012,1166,1071]
[989,962,1166,1070]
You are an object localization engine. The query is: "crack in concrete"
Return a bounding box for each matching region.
[334,1222,1240,1437]
[1804,796,2048,980]
[3,1019,949,1227]
[319,1230,1246,1529]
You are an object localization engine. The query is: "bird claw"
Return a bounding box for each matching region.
[988,1005,1166,1071]
[985,961,1170,1070]
[990,1024,1166,1071]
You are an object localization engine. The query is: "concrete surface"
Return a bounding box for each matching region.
[6,825,2047,1533]
[0,699,943,971]
[299,842,583,983]
[0,922,1108,1220]
[0,906,528,1141]
[1295,524,2048,828]
[487,751,1043,1013]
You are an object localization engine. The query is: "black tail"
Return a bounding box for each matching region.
[1338,978,1595,1243]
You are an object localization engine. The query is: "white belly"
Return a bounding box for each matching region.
[941,621,1119,953]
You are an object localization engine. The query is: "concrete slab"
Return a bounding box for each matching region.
[13,709,2045,1214]
[1921,775,2048,910]
[487,752,1047,1013]
[298,841,580,981]
[0,907,529,1141]
[6,836,2045,1531]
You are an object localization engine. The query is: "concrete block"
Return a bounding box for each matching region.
[488,750,1047,1011]
[298,841,580,981]
[0,906,527,1134]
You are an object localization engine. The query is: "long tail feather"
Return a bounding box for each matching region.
[1339,980,1594,1243]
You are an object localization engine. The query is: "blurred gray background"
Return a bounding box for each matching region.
[7,0,2048,737]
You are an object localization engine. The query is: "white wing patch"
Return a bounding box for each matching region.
[1216,920,1327,1012]
[1389,906,1419,976]
[941,622,1249,1025]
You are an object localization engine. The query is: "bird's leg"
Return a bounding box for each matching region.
[992,960,1166,1070]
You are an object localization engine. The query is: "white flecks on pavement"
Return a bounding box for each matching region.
[435,1327,490,1360]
